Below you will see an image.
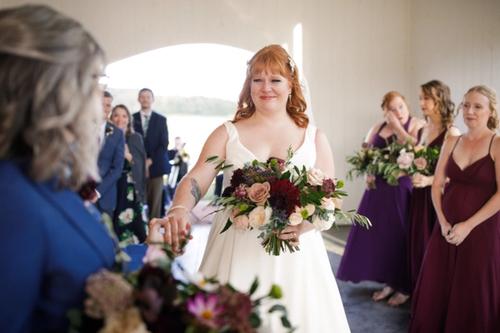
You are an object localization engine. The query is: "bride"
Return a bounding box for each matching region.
[154,45,350,332]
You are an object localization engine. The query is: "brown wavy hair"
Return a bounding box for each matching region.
[0,5,105,190]
[234,45,308,128]
[111,104,134,136]
[465,85,498,130]
[421,80,456,130]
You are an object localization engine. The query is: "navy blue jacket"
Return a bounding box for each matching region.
[96,122,124,215]
[132,111,170,177]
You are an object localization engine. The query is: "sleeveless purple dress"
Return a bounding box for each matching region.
[408,130,446,293]
[337,119,412,294]
[410,135,500,332]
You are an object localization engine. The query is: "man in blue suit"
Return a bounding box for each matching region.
[96,91,125,217]
[133,88,170,219]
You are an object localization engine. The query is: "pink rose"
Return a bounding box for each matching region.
[397,151,414,170]
[247,182,271,205]
[413,157,428,171]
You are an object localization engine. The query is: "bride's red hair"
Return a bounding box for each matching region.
[233,45,308,128]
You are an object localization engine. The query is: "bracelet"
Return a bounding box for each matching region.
[167,205,189,215]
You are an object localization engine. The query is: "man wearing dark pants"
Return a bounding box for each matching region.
[133,88,170,219]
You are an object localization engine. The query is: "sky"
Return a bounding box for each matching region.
[106,43,253,101]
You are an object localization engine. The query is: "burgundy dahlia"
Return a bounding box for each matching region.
[269,179,300,216]
[230,168,245,187]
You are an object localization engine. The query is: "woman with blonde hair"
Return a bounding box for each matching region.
[0,5,157,331]
[410,85,500,332]
[156,45,351,332]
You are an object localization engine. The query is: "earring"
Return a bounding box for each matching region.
[288,94,292,102]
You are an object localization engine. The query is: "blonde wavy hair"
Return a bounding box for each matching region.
[465,85,499,130]
[234,45,309,128]
[0,5,105,190]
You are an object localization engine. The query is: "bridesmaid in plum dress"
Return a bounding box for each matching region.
[408,80,460,292]
[410,85,500,332]
[337,91,424,306]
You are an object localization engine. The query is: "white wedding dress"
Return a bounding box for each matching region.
[199,121,350,333]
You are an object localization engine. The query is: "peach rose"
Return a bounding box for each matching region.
[307,168,325,186]
[247,182,271,205]
[248,206,272,228]
[413,157,428,171]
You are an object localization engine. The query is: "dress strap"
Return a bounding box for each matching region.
[376,122,387,135]
[451,135,462,154]
[403,116,412,131]
[488,133,496,154]
[223,121,238,141]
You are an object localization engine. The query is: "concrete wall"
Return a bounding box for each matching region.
[2,0,498,209]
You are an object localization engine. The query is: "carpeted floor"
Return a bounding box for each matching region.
[328,251,410,333]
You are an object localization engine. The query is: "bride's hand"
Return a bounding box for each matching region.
[278,222,314,246]
[278,225,301,246]
[147,207,191,253]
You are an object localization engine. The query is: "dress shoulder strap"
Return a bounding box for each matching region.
[305,124,317,143]
[488,133,496,154]
[403,116,412,131]
[223,121,238,141]
[376,122,387,135]
[451,135,462,154]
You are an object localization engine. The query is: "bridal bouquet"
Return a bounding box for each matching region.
[207,150,371,256]
[69,245,293,333]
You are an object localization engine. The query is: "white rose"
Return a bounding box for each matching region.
[248,206,273,228]
[321,197,336,211]
[288,212,303,226]
[312,214,335,231]
[307,168,325,186]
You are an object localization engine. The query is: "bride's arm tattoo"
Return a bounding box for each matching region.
[190,178,202,204]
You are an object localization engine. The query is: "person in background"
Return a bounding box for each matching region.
[410,85,500,332]
[96,90,125,217]
[0,5,157,331]
[337,91,424,306]
[110,104,147,245]
[408,80,460,292]
[167,136,189,198]
[132,88,170,219]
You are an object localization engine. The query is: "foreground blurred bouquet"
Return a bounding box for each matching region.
[69,245,292,333]
[207,150,371,256]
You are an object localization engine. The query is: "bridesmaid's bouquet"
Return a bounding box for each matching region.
[346,143,383,189]
[380,141,441,184]
[69,245,293,333]
[208,150,370,256]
